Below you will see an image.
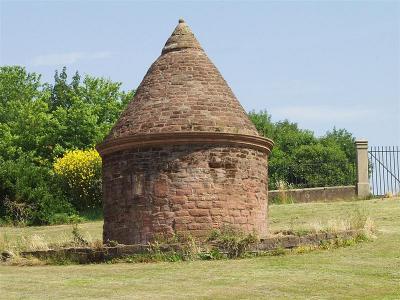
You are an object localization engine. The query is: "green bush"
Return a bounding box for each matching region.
[207,226,259,258]
[290,144,355,187]
[0,157,75,225]
[48,213,85,225]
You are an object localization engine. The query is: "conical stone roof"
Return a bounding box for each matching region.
[98,19,273,155]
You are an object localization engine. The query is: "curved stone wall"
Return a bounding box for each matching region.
[102,144,268,244]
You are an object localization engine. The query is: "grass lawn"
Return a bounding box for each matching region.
[1,198,399,299]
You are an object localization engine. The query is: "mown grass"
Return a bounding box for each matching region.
[0,198,399,299]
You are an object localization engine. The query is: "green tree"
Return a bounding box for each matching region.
[320,128,356,163]
[0,66,43,122]
[291,143,355,187]
[0,66,134,223]
[0,66,53,161]
[249,110,356,189]
[248,110,274,138]
[45,67,134,157]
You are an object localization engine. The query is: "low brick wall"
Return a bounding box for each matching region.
[21,230,360,264]
[269,186,356,203]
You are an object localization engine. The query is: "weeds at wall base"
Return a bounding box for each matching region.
[110,233,372,265]
[1,209,376,266]
[3,231,373,266]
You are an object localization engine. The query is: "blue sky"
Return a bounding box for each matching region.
[1,1,399,145]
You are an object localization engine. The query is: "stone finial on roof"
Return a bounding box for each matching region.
[162,19,203,54]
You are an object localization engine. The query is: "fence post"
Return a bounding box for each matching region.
[355,139,370,198]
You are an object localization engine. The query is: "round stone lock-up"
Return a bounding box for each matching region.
[97,19,274,245]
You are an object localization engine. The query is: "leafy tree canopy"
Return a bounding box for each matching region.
[0,66,134,164]
[249,110,356,189]
[0,66,134,224]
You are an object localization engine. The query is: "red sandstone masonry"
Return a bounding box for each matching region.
[102,145,269,244]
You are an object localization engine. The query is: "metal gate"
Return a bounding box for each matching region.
[368,146,400,196]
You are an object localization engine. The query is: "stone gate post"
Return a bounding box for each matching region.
[355,140,370,198]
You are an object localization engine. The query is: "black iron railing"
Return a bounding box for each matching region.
[368,146,400,196]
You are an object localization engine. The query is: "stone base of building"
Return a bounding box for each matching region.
[102,144,269,245]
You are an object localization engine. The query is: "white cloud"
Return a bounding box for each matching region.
[270,105,375,122]
[31,51,111,67]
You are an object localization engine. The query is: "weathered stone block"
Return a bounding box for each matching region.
[154,180,169,197]
[189,209,210,217]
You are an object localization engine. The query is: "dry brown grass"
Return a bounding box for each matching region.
[0,224,103,256]
[280,206,377,240]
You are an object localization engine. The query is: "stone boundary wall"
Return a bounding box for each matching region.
[21,230,360,264]
[269,186,356,203]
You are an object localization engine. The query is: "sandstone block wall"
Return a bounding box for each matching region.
[102,144,268,245]
[269,186,356,203]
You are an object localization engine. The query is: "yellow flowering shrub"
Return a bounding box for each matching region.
[53,149,102,210]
